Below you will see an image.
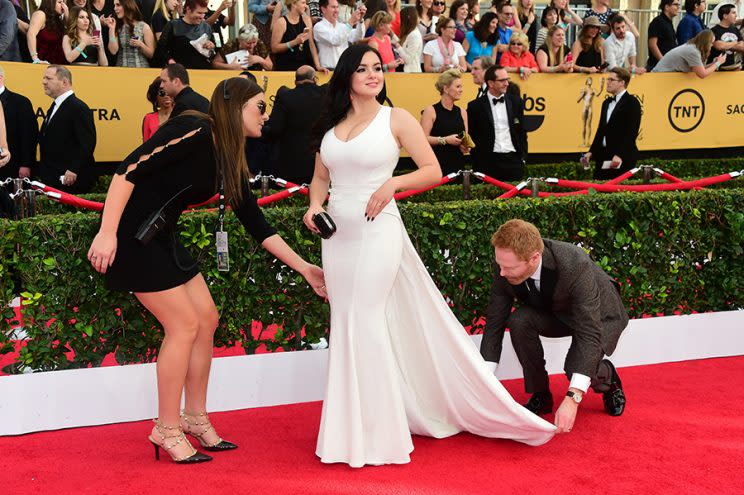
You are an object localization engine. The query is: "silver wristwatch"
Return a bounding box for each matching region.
[566,390,583,404]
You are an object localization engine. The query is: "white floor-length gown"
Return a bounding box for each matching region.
[316,106,556,468]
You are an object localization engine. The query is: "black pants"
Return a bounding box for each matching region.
[506,305,611,394]
[473,151,524,181]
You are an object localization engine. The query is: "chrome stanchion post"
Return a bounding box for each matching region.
[642,164,652,184]
[462,170,472,200]
[261,175,270,199]
[531,178,540,198]
[24,190,36,218]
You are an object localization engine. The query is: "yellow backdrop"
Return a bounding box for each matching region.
[3,62,742,162]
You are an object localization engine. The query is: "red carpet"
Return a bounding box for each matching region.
[2,357,743,495]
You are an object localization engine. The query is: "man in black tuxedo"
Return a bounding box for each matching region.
[483,219,629,433]
[583,67,642,180]
[0,65,38,180]
[466,65,527,181]
[470,56,493,100]
[161,63,209,118]
[261,66,326,185]
[38,65,96,193]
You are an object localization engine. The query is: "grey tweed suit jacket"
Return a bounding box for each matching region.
[481,238,630,377]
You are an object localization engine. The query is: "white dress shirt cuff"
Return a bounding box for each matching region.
[569,373,591,393]
[484,361,498,374]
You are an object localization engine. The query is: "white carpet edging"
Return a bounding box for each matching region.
[1,310,743,436]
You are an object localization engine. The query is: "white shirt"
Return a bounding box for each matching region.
[313,17,365,69]
[604,33,637,69]
[0,85,5,96]
[488,91,516,153]
[602,89,626,146]
[397,29,423,73]
[48,89,74,123]
[422,39,466,71]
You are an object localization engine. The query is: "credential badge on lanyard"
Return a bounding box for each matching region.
[216,176,229,272]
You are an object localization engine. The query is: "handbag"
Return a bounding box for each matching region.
[135,185,192,245]
[313,211,337,239]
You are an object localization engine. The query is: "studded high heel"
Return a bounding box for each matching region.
[181,411,238,452]
[148,419,213,463]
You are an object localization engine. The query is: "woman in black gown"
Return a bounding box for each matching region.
[420,68,469,176]
[87,77,327,464]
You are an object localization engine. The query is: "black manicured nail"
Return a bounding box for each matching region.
[371,216,375,221]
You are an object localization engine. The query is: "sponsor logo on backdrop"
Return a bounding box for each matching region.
[668,89,704,133]
[521,94,545,132]
[35,108,122,121]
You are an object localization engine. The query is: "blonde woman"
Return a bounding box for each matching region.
[500,32,538,79]
[421,68,468,175]
[151,0,180,40]
[652,29,725,78]
[62,5,107,65]
[271,0,324,72]
[368,11,403,71]
[536,25,573,73]
[423,16,467,72]
[396,5,423,72]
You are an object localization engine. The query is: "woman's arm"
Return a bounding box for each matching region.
[87,173,134,273]
[270,16,292,54]
[457,54,467,72]
[648,36,662,64]
[62,35,84,63]
[97,35,108,66]
[138,23,156,59]
[423,53,435,72]
[27,11,45,62]
[302,152,331,233]
[536,48,551,72]
[104,16,119,55]
[260,235,326,298]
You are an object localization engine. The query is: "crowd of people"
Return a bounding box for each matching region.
[1,0,742,75]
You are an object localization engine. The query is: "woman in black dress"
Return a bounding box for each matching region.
[420,68,469,176]
[87,78,327,464]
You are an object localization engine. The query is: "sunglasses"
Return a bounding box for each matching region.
[158,89,166,97]
[509,41,522,45]
[433,1,445,5]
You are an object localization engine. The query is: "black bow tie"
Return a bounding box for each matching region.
[610,94,620,103]
[492,96,505,105]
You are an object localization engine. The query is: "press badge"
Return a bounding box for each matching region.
[216,230,229,272]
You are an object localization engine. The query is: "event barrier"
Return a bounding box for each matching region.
[3,62,743,161]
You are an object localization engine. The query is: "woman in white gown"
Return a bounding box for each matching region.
[303,45,556,468]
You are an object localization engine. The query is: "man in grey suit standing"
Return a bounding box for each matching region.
[482,219,629,433]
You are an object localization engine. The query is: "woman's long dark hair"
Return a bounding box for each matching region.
[473,12,498,44]
[40,0,65,32]
[310,45,387,153]
[208,77,263,205]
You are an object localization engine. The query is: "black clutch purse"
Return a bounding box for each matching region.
[313,212,337,239]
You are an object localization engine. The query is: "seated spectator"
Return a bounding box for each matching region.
[142,77,172,142]
[213,23,273,70]
[583,0,613,31]
[69,0,103,32]
[423,15,467,72]
[500,32,538,79]
[415,0,437,43]
[536,25,573,73]
[368,11,404,72]
[492,1,514,63]
[28,0,68,64]
[462,12,498,66]
[708,3,744,70]
[0,0,22,61]
[449,0,469,43]
[387,0,401,36]
[516,0,537,51]
[248,0,279,50]
[62,6,108,65]
[535,6,557,53]
[652,29,725,77]
[604,15,646,73]
[397,6,423,72]
[153,0,214,69]
[647,0,679,70]
[271,0,323,73]
[104,0,155,67]
[206,0,235,48]
[677,0,707,45]
[465,0,479,31]
[313,0,365,70]
[421,68,469,176]
[150,0,179,41]
[549,0,582,28]
[571,15,605,73]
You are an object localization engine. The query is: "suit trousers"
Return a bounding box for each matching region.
[473,151,524,181]
[506,305,610,394]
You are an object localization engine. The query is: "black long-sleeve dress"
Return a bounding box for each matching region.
[104,115,276,293]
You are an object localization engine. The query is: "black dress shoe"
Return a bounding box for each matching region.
[524,391,554,415]
[601,360,626,416]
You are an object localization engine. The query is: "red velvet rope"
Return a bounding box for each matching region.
[549,173,735,192]
[393,173,458,200]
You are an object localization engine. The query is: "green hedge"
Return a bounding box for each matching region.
[2,188,743,373]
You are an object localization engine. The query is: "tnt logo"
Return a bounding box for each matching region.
[667,89,705,133]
